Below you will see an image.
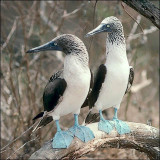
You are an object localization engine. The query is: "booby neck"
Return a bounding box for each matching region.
[63,47,90,85]
[63,41,90,78]
[64,42,89,68]
[105,32,128,64]
[64,51,89,72]
[59,34,89,69]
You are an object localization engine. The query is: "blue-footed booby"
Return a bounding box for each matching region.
[27,34,94,148]
[85,16,134,135]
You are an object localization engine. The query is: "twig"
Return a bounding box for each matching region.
[126,15,142,49]
[6,136,39,160]
[1,19,17,51]
[40,1,57,35]
[126,16,158,51]
[40,1,58,32]
[127,26,157,41]
[29,53,42,66]
[131,70,152,93]
[27,1,37,38]
[125,91,132,121]
[88,0,98,52]
[121,2,144,33]
[1,123,37,152]
[62,3,85,18]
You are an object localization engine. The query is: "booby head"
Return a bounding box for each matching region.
[86,16,125,44]
[26,34,87,55]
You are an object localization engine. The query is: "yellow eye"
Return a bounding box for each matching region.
[106,24,110,27]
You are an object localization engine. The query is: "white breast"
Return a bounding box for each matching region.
[51,55,91,120]
[95,43,129,110]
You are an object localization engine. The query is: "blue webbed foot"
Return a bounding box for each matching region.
[69,125,94,142]
[98,110,114,134]
[52,120,74,149]
[113,118,130,135]
[52,130,73,149]
[98,119,114,134]
[112,108,131,135]
[69,114,94,142]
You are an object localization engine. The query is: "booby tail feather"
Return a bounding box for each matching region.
[32,112,53,132]
[85,110,109,124]
[85,110,100,124]
[33,112,44,120]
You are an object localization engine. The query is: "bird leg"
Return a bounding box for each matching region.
[69,114,95,142]
[52,120,73,149]
[113,108,131,135]
[98,110,114,134]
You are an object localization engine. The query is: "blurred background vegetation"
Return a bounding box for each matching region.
[1,1,159,159]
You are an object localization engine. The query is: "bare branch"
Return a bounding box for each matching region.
[29,122,159,160]
[6,136,39,160]
[128,26,157,41]
[62,3,85,18]
[1,19,17,51]
[40,1,58,32]
[121,3,144,33]
[1,122,37,152]
[126,15,158,51]
[131,70,152,93]
[126,15,142,50]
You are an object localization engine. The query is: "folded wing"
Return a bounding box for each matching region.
[32,71,67,129]
[125,66,134,94]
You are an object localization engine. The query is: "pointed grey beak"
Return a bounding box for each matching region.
[85,23,112,37]
[26,40,62,53]
[85,24,105,37]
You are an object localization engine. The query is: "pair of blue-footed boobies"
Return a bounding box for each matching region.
[27,16,134,149]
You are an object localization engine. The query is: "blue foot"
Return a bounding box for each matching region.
[52,120,73,149]
[69,125,94,142]
[69,114,95,142]
[98,119,114,134]
[52,130,74,148]
[98,110,114,134]
[113,118,130,135]
[113,108,131,135]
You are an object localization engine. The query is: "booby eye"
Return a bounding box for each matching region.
[54,42,57,46]
[106,24,110,28]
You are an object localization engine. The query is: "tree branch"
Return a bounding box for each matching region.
[1,19,17,51]
[122,0,160,29]
[29,122,159,160]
